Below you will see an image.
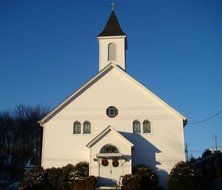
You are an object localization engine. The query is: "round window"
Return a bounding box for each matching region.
[106,106,118,118]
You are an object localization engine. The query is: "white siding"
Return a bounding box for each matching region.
[42,68,185,188]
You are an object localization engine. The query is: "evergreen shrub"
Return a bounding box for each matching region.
[18,162,95,190]
[122,164,159,190]
[71,176,96,190]
[168,161,203,190]
[122,174,141,190]
[133,164,159,189]
[18,167,49,190]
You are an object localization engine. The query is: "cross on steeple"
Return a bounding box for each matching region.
[109,1,117,11]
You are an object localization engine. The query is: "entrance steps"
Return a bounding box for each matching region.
[96,186,121,190]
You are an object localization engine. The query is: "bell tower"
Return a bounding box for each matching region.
[98,11,127,71]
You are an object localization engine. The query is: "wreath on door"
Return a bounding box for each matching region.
[112,159,119,167]
[101,159,109,166]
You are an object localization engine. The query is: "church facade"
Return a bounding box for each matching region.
[39,11,187,188]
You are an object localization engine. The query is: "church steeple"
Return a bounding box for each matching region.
[98,11,126,37]
[97,11,127,71]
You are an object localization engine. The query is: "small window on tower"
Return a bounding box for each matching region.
[108,43,116,61]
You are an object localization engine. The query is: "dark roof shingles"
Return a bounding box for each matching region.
[98,11,126,37]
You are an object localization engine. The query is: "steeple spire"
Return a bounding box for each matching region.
[98,11,126,37]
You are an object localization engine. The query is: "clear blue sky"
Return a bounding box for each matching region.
[0,0,221,158]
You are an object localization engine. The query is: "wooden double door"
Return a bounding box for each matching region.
[99,159,122,186]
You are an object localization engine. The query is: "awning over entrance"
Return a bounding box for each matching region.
[96,153,123,158]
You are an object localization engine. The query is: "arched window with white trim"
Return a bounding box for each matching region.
[143,120,151,133]
[133,120,141,134]
[108,43,116,61]
[73,121,81,134]
[100,144,119,153]
[83,121,91,134]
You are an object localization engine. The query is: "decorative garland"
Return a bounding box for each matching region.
[101,159,109,166]
[112,159,119,167]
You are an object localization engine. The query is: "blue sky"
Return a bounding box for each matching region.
[0,0,221,158]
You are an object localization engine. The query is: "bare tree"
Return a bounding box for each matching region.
[0,104,49,181]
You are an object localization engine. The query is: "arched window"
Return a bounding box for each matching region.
[73,121,81,134]
[143,120,151,133]
[133,120,141,134]
[83,121,91,134]
[100,144,119,153]
[108,43,116,61]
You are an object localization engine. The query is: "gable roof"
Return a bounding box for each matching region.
[98,11,126,37]
[39,63,187,125]
[86,126,134,148]
[39,63,114,125]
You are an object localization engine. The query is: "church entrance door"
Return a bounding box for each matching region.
[99,158,122,186]
[98,144,123,186]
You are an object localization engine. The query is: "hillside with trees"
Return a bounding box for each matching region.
[0,104,48,182]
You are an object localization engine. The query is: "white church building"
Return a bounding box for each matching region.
[39,11,187,188]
